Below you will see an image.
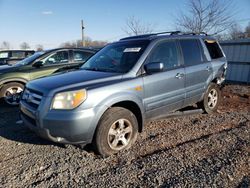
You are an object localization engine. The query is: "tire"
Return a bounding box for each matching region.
[0,82,24,106]
[198,83,221,114]
[93,107,138,157]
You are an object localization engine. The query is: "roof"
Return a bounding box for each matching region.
[119,31,214,42]
[43,47,99,53]
[0,49,35,52]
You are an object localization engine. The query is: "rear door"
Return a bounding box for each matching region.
[30,50,70,80]
[143,39,185,120]
[179,39,212,106]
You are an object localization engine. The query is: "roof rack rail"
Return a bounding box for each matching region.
[171,31,208,36]
[120,31,181,41]
[119,31,208,41]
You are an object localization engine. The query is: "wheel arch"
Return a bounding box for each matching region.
[111,100,144,133]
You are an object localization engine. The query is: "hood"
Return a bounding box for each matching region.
[27,70,122,95]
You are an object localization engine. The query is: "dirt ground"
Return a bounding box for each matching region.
[0,84,249,187]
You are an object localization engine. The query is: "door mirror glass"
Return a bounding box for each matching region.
[144,62,164,74]
[33,61,43,68]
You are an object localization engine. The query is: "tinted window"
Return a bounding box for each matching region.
[43,51,69,65]
[11,51,25,58]
[73,51,93,62]
[204,40,223,59]
[81,40,149,73]
[147,40,179,70]
[26,51,34,57]
[14,52,45,66]
[180,39,202,66]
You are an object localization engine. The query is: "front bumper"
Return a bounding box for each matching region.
[20,100,99,144]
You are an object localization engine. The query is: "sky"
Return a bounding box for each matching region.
[0,0,250,49]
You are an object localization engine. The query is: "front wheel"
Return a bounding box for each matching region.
[0,82,24,106]
[93,107,138,157]
[198,83,221,114]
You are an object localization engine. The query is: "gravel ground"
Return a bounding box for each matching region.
[0,84,249,187]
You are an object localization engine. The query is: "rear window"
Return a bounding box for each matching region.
[180,39,202,66]
[204,40,223,59]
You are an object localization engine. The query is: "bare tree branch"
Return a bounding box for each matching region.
[175,0,236,35]
[60,37,107,48]
[123,16,156,36]
[0,41,10,49]
[20,42,30,49]
[36,44,44,51]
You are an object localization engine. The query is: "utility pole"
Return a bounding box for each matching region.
[81,20,85,47]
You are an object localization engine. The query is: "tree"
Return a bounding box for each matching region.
[245,22,250,38]
[228,23,245,40]
[123,16,156,36]
[175,0,235,35]
[36,44,44,51]
[0,41,10,49]
[20,42,30,49]
[60,37,107,48]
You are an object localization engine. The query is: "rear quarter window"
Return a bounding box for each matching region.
[180,39,202,66]
[204,40,224,59]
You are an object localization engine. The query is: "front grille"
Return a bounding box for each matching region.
[22,88,43,109]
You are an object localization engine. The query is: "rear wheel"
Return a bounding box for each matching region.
[93,107,138,157]
[198,83,221,114]
[0,82,24,106]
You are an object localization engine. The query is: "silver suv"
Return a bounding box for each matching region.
[20,31,227,157]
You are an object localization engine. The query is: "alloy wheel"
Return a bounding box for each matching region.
[207,89,218,109]
[4,86,23,105]
[107,118,133,151]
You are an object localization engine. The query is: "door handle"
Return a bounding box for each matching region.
[175,73,184,79]
[206,66,212,71]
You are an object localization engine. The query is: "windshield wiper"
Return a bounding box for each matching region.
[82,67,100,72]
[82,67,120,73]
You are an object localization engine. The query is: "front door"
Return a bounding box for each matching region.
[143,39,185,120]
[30,50,70,80]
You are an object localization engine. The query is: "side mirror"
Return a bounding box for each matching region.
[33,61,43,68]
[144,62,164,74]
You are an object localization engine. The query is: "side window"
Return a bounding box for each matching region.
[180,39,202,66]
[11,51,25,58]
[147,40,179,70]
[73,51,93,62]
[204,40,223,59]
[0,52,9,58]
[43,51,69,65]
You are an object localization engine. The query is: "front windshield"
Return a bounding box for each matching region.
[81,40,149,73]
[14,51,45,66]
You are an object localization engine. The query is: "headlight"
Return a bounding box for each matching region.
[51,89,87,110]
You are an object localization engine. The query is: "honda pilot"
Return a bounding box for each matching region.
[20,32,227,157]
